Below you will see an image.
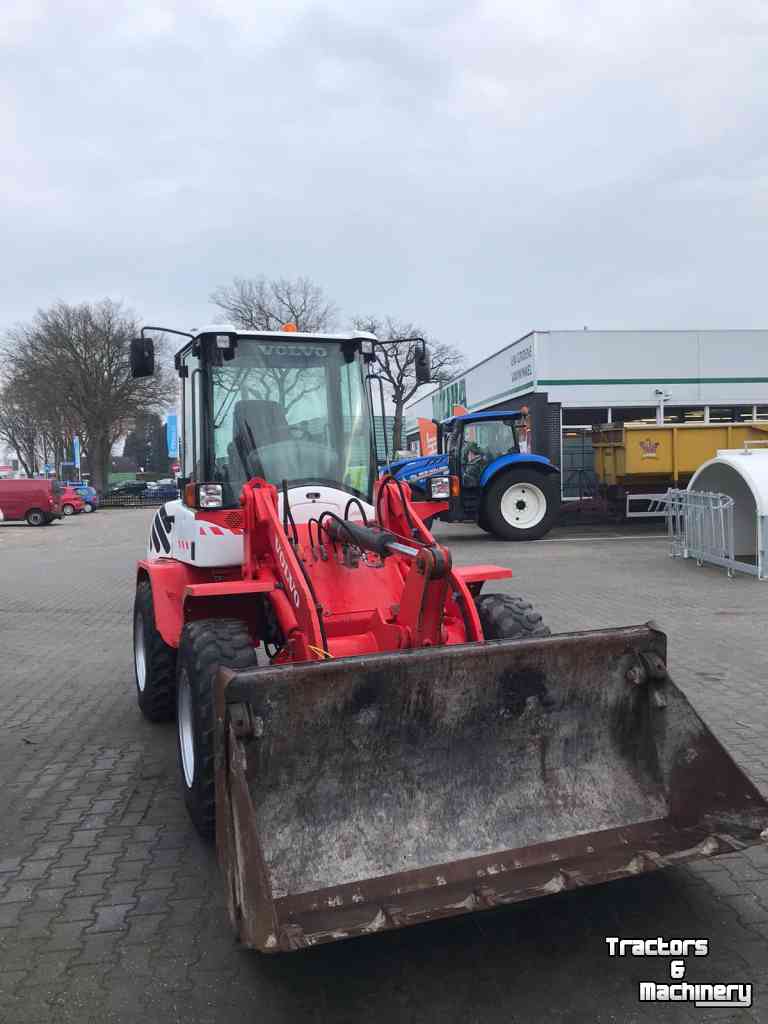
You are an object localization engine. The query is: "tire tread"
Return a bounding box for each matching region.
[475,592,551,639]
[177,619,258,840]
[134,580,177,721]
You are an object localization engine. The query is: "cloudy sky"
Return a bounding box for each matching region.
[2,1,767,362]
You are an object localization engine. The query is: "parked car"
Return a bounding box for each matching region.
[105,480,149,498]
[60,486,85,516]
[144,482,179,500]
[65,482,99,512]
[0,478,63,525]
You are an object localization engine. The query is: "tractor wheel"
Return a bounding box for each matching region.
[176,620,259,841]
[482,469,560,541]
[133,580,177,722]
[477,509,493,534]
[475,592,550,640]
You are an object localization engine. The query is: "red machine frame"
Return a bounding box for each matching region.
[137,478,511,660]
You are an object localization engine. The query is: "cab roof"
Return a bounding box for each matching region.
[194,324,378,342]
[442,410,522,427]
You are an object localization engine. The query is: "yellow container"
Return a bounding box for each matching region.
[592,421,768,486]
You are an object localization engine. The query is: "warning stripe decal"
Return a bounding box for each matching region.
[197,523,243,537]
[151,514,170,554]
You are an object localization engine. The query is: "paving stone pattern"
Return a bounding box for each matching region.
[1,512,767,1023]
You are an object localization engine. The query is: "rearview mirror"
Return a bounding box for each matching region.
[131,337,155,378]
[414,341,431,384]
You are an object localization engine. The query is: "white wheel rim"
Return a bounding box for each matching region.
[178,671,195,788]
[500,482,547,529]
[63,505,73,515]
[84,503,93,513]
[134,612,147,691]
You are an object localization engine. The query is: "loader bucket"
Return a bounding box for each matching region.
[214,625,768,952]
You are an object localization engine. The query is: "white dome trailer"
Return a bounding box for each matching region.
[670,444,768,579]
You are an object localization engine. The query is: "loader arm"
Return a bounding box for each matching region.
[240,479,326,661]
[238,476,496,658]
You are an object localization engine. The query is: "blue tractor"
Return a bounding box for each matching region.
[389,411,561,540]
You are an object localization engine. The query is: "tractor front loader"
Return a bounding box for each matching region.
[130,324,768,952]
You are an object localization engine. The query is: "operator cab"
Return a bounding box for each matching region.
[132,321,430,523]
[445,412,522,495]
[135,325,380,518]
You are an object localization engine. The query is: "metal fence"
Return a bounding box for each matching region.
[100,491,178,509]
[666,488,739,577]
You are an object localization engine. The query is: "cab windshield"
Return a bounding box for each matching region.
[209,338,373,506]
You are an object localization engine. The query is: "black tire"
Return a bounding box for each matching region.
[475,592,550,640]
[83,502,93,513]
[477,510,494,534]
[482,469,560,541]
[26,508,46,527]
[133,580,177,722]
[62,503,75,516]
[176,619,259,841]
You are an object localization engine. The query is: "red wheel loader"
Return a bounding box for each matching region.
[130,324,768,952]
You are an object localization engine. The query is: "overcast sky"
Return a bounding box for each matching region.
[2,1,767,363]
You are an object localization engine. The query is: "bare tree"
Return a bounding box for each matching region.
[3,300,175,492]
[0,387,41,476]
[210,276,338,333]
[352,316,465,452]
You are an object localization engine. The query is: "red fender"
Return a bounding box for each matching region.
[137,559,200,649]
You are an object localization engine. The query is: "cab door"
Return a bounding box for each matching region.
[456,422,486,518]
[179,346,204,489]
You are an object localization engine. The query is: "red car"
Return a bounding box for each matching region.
[60,485,85,516]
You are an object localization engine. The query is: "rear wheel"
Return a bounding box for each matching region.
[176,620,259,841]
[62,503,75,516]
[475,592,550,640]
[26,508,46,527]
[477,510,493,534]
[482,469,560,541]
[133,580,177,721]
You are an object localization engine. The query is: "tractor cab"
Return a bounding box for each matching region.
[445,411,522,499]
[132,324,431,523]
[142,325,381,516]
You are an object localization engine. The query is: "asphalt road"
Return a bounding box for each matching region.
[1,510,768,1023]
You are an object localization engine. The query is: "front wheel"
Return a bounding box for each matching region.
[82,502,94,513]
[482,470,560,541]
[475,592,550,640]
[62,503,75,516]
[176,620,259,840]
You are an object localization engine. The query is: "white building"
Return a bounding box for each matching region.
[405,330,768,499]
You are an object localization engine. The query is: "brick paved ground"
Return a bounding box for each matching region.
[1,510,767,1023]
